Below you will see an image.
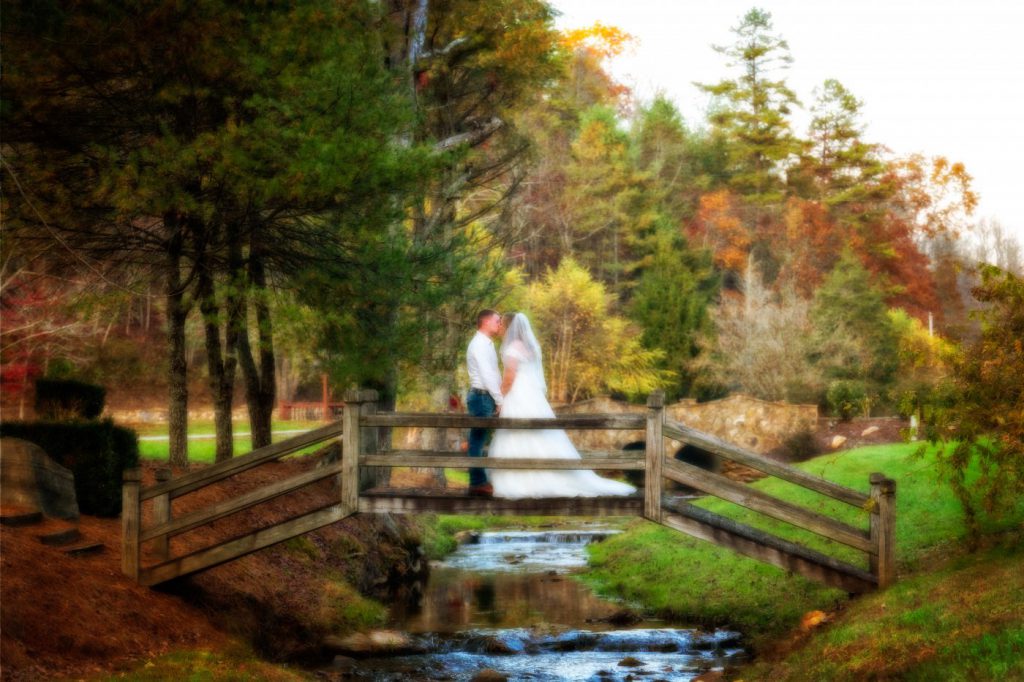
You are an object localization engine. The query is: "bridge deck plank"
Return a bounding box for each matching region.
[359,489,643,516]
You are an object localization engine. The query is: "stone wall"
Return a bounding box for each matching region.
[555,394,818,456]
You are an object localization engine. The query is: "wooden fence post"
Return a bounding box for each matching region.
[869,472,897,588]
[152,468,172,560]
[645,390,666,523]
[121,468,142,580]
[341,392,363,513]
[358,390,381,491]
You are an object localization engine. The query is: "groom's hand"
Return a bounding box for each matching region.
[495,404,501,416]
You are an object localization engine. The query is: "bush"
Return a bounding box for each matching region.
[0,420,139,516]
[34,378,106,420]
[781,429,820,461]
[826,380,867,421]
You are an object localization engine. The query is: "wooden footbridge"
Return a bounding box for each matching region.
[122,390,896,593]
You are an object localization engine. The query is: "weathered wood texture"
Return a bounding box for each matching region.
[340,395,363,513]
[140,420,345,501]
[359,491,642,516]
[357,394,381,491]
[644,391,665,522]
[121,468,141,579]
[362,454,645,470]
[662,458,872,553]
[152,468,172,559]
[661,499,877,594]
[123,393,895,593]
[664,419,870,508]
[138,504,352,586]
[363,413,646,430]
[141,462,343,542]
[869,473,897,588]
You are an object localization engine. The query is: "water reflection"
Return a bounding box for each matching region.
[340,529,746,682]
[393,568,624,633]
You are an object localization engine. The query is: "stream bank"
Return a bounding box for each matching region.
[317,525,746,681]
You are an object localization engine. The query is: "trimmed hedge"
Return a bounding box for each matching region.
[0,420,139,517]
[35,378,106,420]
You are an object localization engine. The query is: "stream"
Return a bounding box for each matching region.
[325,525,746,681]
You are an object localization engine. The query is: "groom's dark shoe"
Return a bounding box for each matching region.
[468,483,494,498]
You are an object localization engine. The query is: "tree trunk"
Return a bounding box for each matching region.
[237,235,275,450]
[197,248,236,463]
[166,215,189,469]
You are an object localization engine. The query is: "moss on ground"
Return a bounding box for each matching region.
[97,648,313,681]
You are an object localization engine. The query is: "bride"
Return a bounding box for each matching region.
[488,312,637,499]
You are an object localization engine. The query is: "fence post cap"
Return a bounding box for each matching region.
[647,390,665,408]
[869,472,896,492]
[123,468,143,483]
[155,468,172,482]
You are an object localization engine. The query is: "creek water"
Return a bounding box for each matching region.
[333,526,746,681]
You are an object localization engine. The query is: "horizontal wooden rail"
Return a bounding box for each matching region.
[663,459,872,553]
[138,503,352,586]
[362,413,646,430]
[141,421,345,502]
[661,499,876,593]
[380,448,635,460]
[141,462,344,542]
[359,491,643,516]
[664,419,870,509]
[362,453,645,470]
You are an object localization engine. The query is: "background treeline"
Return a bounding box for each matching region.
[3,3,1021,475]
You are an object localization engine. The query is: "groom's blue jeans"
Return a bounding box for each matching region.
[466,390,495,488]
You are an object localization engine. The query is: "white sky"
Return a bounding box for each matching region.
[552,0,1024,245]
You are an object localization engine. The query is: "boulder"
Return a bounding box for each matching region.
[471,670,508,682]
[322,629,424,656]
[829,435,847,449]
[0,438,78,519]
[861,425,880,437]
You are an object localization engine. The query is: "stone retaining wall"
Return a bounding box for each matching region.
[556,393,818,456]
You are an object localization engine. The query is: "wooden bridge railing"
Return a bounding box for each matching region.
[123,389,895,592]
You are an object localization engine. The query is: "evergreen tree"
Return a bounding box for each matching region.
[810,250,900,390]
[564,106,657,299]
[698,8,801,207]
[2,0,431,463]
[629,223,720,399]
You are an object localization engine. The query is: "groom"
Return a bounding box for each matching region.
[465,309,504,497]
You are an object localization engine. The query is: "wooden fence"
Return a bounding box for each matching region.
[123,389,895,592]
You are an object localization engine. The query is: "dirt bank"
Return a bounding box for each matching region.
[0,454,428,680]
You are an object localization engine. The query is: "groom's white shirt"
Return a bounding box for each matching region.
[467,331,503,406]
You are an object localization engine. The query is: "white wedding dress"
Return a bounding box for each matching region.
[488,315,636,499]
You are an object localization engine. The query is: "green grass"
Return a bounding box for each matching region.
[583,443,1024,651]
[135,419,324,463]
[741,540,1024,681]
[97,648,312,681]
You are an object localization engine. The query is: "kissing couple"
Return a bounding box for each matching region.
[465,309,637,500]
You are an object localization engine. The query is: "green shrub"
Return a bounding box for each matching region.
[34,378,106,420]
[826,380,867,421]
[0,420,139,516]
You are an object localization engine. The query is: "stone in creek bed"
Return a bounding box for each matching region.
[322,629,426,656]
[471,669,509,682]
[618,656,645,667]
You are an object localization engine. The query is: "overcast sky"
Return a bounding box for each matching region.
[551,0,1024,245]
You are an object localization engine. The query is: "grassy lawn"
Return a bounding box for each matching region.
[742,539,1024,681]
[583,443,1024,653]
[133,419,324,463]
